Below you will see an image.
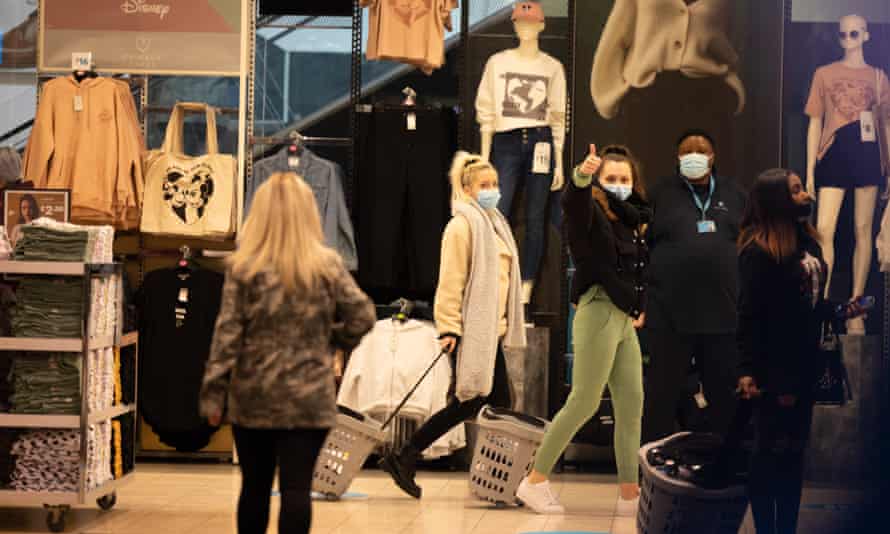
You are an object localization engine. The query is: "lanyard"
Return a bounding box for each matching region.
[686,177,716,221]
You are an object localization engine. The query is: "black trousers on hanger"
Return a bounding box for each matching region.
[642,328,738,444]
[355,108,456,302]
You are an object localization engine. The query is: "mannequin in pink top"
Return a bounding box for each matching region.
[805,14,890,335]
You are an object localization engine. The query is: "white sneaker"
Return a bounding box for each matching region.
[615,496,639,517]
[516,478,565,515]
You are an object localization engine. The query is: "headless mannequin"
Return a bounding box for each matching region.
[806,14,885,335]
[479,20,566,303]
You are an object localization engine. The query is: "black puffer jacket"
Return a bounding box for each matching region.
[563,168,650,317]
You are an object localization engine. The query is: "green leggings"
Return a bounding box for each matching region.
[533,285,644,483]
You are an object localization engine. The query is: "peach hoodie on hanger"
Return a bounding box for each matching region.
[23,75,144,229]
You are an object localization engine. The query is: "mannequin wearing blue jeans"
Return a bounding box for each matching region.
[491,127,554,285]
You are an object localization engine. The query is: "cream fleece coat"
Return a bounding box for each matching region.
[439,201,525,402]
[591,0,746,120]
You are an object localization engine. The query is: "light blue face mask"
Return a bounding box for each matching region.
[477,188,502,210]
[679,153,711,180]
[603,184,633,201]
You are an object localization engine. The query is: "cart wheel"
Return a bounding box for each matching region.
[494,501,508,509]
[97,492,117,510]
[46,508,66,532]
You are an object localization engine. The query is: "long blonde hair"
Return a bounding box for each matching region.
[449,151,497,208]
[229,172,339,293]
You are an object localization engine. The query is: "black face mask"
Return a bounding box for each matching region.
[795,201,815,220]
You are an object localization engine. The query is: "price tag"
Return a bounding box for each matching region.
[71,52,92,72]
[694,383,709,409]
[288,156,300,168]
[532,142,551,174]
[406,112,417,131]
[861,111,877,142]
[73,95,83,112]
[178,288,189,303]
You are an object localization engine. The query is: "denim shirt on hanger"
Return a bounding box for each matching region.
[248,147,358,271]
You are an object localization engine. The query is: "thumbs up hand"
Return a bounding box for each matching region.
[580,144,602,176]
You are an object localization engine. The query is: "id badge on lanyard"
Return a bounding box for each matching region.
[689,178,717,234]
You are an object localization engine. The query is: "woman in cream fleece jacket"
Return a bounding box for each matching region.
[379,151,526,499]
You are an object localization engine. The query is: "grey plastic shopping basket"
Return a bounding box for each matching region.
[469,405,550,507]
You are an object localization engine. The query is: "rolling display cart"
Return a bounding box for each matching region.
[0,261,138,532]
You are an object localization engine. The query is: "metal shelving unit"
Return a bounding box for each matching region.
[0,261,138,532]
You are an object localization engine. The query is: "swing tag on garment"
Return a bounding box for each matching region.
[178,288,189,303]
[406,112,417,131]
[287,156,300,168]
[697,220,717,234]
[694,383,709,409]
[861,111,877,142]
[73,95,83,112]
[532,142,551,174]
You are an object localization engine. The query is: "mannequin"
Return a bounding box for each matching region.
[476,1,567,305]
[805,14,890,335]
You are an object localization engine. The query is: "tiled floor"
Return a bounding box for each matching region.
[0,464,867,533]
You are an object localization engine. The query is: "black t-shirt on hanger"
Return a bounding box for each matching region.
[137,267,224,452]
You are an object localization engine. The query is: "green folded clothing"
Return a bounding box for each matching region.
[13,226,90,262]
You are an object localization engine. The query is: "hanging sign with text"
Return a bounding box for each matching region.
[39,0,244,75]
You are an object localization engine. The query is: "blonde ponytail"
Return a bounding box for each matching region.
[449,151,497,208]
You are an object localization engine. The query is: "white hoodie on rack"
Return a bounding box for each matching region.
[337,318,465,457]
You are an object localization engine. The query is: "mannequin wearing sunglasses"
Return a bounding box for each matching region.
[805,14,890,335]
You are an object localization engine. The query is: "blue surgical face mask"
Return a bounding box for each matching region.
[679,153,711,180]
[603,184,633,201]
[477,188,501,210]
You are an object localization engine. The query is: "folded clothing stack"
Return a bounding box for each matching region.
[0,352,11,412]
[87,348,114,413]
[14,226,90,262]
[14,218,114,263]
[119,345,136,405]
[0,430,19,488]
[8,354,81,414]
[10,430,80,492]
[111,413,135,477]
[12,277,84,338]
[87,421,112,489]
[89,276,119,340]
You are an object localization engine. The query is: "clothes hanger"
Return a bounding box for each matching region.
[390,298,414,323]
[175,245,197,277]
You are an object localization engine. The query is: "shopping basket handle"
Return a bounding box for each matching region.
[380,348,449,431]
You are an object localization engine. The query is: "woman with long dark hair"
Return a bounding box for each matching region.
[737,168,864,534]
[517,144,649,514]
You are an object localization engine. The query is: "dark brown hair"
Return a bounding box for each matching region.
[599,144,646,200]
[738,168,819,261]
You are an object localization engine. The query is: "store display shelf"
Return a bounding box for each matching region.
[0,474,134,506]
[0,335,115,352]
[88,404,135,424]
[0,413,80,429]
[0,261,116,277]
[120,332,138,348]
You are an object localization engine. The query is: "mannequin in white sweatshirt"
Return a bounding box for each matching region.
[476,1,567,304]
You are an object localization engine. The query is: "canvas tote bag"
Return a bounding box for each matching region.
[141,102,236,239]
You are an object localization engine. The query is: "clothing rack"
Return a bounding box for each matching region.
[249,134,352,147]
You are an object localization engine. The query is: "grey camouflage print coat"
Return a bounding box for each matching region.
[199,264,375,429]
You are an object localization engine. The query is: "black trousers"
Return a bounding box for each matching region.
[642,329,738,444]
[232,426,327,534]
[407,346,512,453]
[748,396,814,534]
[355,108,456,302]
